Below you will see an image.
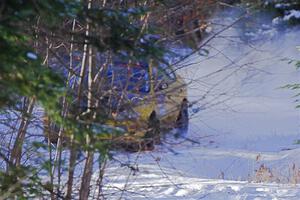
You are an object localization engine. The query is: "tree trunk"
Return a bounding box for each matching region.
[65,142,78,200]
[65,18,79,200]
[79,150,94,200]
[10,97,35,166]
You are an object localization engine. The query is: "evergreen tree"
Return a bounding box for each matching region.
[0,0,165,199]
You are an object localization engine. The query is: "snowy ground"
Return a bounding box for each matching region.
[98,132,300,200]
[102,165,300,200]
[92,16,300,200]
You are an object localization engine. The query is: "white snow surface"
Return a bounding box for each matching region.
[100,151,300,200]
[96,135,300,199]
[283,10,300,21]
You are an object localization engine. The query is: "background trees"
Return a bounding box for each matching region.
[0,0,167,199]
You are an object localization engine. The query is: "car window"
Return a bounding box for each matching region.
[152,65,176,90]
[163,66,176,80]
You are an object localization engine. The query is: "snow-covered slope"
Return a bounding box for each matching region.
[98,141,300,199]
[102,164,300,200]
[92,15,300,200]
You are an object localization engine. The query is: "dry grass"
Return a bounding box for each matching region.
[251,163,300,184]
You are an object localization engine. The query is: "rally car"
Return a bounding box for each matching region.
[99,60,188,151]
[45,55,188,151]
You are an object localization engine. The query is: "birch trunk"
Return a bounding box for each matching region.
[79,40,95,200]
[65,18,79,200]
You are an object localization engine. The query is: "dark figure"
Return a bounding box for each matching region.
[143,111,161,150]
[175,98,189,138]
[193,19,202,41]
[176,98,189,129]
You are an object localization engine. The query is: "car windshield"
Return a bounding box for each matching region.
[106,62,150,94]
[50,50,176,94]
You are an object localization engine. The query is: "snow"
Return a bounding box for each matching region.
[275,3,291,9]
[271,8,300,25]
[272,17,282,25]
[283,10,300,21]
[26,52,38,60]
[96,143,300,199]
[90,22,300,199]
